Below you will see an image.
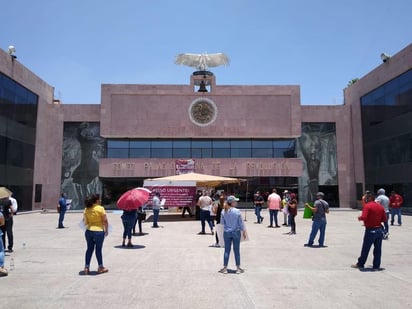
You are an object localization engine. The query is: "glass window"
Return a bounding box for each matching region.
[252,148,273,158]
[213,148,230,158]
[192,139,211,148]
[108,140,129,148]
[252,140,272,148]
[213,140,230,148]
[130,140,151,148]
[107,148,129,158]
[192,148,202,158]
[399,69,412,86]
[152,140,172,148]
[173,148,191,158]
[231,148,251,158]
[152,148,172,158]
[129,148,150,158]
[231,140,251,148]
[173,140,190,148]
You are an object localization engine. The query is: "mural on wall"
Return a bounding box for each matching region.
[297,123,337,203]
[61,122,105,209]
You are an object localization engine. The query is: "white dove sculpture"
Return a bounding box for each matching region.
[175,52,230,71]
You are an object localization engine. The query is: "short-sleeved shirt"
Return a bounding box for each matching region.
[198,195,212,211]
[375,195,390,212]
[313,199,329,221]
[267,193,281,210]
[84,205,106,231]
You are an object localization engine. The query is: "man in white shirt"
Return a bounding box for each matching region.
[197,191,214,235]
[375,188,390,239]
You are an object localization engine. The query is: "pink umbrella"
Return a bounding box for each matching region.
[117,187,151,211]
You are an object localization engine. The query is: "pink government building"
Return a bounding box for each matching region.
[0,44,411,211]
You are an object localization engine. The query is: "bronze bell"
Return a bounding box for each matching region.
[197,80,208,92]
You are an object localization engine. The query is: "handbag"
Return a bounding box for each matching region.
[137,210,146,221]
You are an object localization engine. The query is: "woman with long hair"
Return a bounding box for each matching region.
[83,194,109,274]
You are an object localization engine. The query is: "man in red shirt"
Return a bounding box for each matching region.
[389,191,403,226]
[352,191,387,270]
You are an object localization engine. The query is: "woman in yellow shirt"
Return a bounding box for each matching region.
[83,194,109,274]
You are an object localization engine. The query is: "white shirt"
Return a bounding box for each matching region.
[10,197,18,213]
[198,195,212,211]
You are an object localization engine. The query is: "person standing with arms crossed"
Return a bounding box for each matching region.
[219,195,247,274]
[198,190,214,235]
[254,191,264,224]
[352,191,386,270]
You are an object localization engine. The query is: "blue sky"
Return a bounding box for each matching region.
[1,0,411,105]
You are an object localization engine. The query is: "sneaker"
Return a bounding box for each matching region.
[218,268,228,274]
[236,268,244,274]
[0,267,8,277]
[304,243,313,247]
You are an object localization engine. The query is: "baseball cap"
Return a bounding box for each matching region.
[227,195,239,203]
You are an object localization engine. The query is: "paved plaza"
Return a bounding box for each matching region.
[2,209,411,309]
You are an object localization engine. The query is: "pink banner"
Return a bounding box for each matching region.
[175,159,195,175]
[145,186,196,208]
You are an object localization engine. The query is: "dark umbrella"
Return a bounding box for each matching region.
[117,187,151,211]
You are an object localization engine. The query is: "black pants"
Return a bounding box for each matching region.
[181,207,193,217]
[290,215,296,233]
[133,218,143,234]
[1,217,13,250]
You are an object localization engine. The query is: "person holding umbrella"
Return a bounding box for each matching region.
[83,194,109,275]
[121,208,137,247]
[117,187,151,235]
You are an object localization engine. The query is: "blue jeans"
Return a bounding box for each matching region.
[58,207,66,228]
[85,230,105,268]
[0,231,4,267]
[383,212,389,234]
[269,209,279,227]
[200,209,213,233]
[255,206,263,223]
[152,209,160,227]
[357,227,383,268]
[223,230,241,267]
[122,216,135,239]
[307,219,327,246]
[391,208,402,225]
